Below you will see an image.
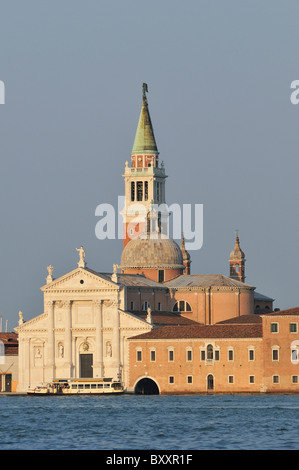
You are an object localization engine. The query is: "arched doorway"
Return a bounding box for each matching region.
[207,374,214,391]
[134,378,160,395]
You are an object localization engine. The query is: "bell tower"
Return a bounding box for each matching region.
[122,84,168,248]
[229,231,246,282]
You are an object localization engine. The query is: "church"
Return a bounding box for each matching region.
[15,84,277,393]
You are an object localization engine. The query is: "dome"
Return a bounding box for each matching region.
[120,233,185,269]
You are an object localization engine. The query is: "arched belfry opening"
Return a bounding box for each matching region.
[134,378,160,395]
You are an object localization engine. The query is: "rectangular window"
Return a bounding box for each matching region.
[156,182,160,202]
[131,182,135,201]
[271,323,278,333]
[169,376,174,384]
[228,349,234,361]
[273,375,279,384]
[228,376,234,384]
[272,349,279,361]
[158,270,165,283]
[137,350,142,362]
[249,376,255,384]
[130,301,134,310]
[249,349,254,361]
[290,323,298,333]
[137,181,143,201]
[215,350,220,361]
[187,376,193,384]
[144,181,148,201]
[292,376,298,384]
[201,350,206,361]
[157,302,162,311]
[150,350,156,362]
[168,350,174,362]
[187,350,192,362]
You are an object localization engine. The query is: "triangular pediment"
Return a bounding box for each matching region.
[119,309,152,328]
[15,313,48,333]
[41,267,119,292]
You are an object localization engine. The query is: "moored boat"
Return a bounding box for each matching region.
[27,378,124,396]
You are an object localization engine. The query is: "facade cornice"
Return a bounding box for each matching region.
[168,286,254,293]
[128,337,263,343]
[43,289,120,294]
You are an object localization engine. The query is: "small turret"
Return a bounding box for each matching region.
[229,231,245,282]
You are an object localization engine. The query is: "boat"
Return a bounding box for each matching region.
[27,378,124,396]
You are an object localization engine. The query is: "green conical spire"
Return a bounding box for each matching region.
[132,83,158,154]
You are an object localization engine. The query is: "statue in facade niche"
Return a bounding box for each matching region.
[58,343,64,358]
[106,341,112,357]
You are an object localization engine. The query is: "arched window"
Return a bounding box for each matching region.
[207,344,213,360]
[172,301,192,313]
[207,374,214,391]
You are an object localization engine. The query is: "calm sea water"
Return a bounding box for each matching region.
[0,394,298,450]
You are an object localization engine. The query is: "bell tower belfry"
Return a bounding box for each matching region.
[122,84,168,248]
[229,231,246,282]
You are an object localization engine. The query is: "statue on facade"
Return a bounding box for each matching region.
[106,341,112,357]
[76,246,86,268]
[35,347,42,358]
[18,310,24,325]
[46,265,54,284]
[58,343,64,358]
[112,264,119,283]
[146,306,153,325]
[113,264,118,275]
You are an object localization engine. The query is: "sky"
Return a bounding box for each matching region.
[0,0,298,330]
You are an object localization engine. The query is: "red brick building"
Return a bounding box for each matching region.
[0,333,18,392]
[127,308,299,394]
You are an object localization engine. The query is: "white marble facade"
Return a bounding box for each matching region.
[15,261,152,392]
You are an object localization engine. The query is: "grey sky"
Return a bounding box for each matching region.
[0,1,298,330]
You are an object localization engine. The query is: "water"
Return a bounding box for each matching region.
[0,394,298,450]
